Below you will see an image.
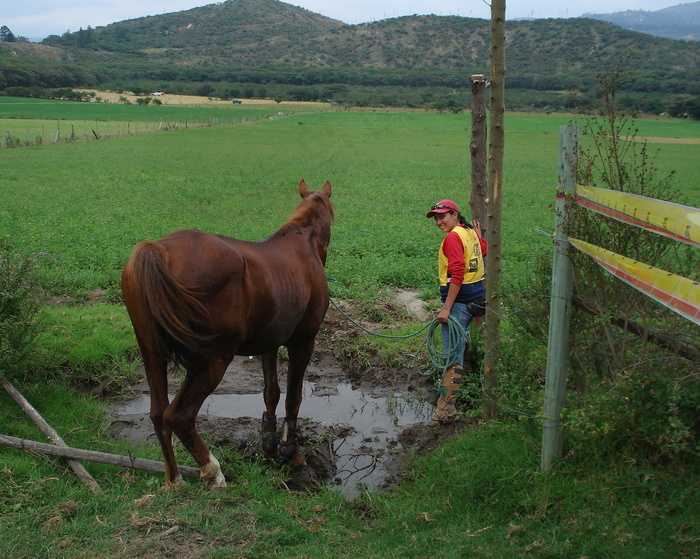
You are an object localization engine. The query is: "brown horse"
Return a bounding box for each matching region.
[121,180,333,490]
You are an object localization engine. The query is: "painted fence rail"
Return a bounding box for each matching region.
[575,185,700,248]
[542,125,699,472]
[569,237,700,326]
[571,185,699,325]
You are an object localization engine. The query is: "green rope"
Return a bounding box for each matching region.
[419,314,468,375]
[328,281,536,419]
[328,296,431,339]
[328,295,468,378]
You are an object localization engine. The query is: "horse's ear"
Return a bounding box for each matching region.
[322,180,332,198]
[298,179,310,199]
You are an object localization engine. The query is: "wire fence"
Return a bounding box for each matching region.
[1,112,297,149]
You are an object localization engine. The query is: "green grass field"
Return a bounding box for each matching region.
[1,98,699,558]
[0,95,312,122]
[2,99,698,299]
[0,96,312,145]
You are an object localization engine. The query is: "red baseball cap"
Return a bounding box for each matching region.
[426,199,459,218]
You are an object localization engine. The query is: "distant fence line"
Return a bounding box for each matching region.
[1,112,295,148]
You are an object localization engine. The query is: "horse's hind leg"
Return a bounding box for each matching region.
[144,352,182,488]
[280,340,314,464]
[261,350,281,457]
[165,357,228,490]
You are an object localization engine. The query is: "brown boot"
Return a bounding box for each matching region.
[430,365,463,425]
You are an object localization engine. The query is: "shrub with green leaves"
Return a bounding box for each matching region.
[506,57,700,461]
[0,242,46,381]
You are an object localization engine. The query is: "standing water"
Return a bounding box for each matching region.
[107,356,435,498]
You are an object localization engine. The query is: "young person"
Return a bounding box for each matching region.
[426,199,487,424]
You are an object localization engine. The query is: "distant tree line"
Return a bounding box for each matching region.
[3,86,95,102]
[3,77,700,118]
[1,25,29,43]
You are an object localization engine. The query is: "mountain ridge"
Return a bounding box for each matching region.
[39,0,699,74]
[1,0,698,115]
[583,1,700,41]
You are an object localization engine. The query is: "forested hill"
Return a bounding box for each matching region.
[42,0,346,65]
[41,0,699,74]
[2,0,699,114]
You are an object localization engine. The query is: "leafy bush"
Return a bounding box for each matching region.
[0,242,47,381]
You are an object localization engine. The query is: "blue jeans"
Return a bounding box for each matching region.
[441,301,474,367]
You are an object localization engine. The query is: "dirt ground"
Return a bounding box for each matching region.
[107,290,474,497]
[83,89,325,108]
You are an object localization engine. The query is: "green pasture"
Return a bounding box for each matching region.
[0,96,328,144]
[1,105,697,299]
[0,95,318,122]
[1,104,700,557]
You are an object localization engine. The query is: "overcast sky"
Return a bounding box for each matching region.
[3,0,687,41]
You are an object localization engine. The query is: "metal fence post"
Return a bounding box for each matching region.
[541,124,579,472]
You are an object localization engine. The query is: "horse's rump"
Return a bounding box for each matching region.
[122,240,215,366]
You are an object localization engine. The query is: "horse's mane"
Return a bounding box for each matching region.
[285,191,335,228]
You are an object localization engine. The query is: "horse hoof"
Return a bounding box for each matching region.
[290,452,306,466]
[165,474,184,490]
[262,433,279,456]
[262,414,278,456]
[262,447,279,458]
[279,441,294,459]
[207,482,227,493]
[280,443,305,465]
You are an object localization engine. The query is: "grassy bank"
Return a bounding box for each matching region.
[1,397,698,558]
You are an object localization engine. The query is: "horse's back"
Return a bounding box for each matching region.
[140,228,329,354]
[156,228,323,294]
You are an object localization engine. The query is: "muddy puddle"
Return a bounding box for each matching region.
[106,353,452,499]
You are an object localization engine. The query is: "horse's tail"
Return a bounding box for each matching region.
[122,241,214,367]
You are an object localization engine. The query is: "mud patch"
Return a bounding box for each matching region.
[394,289,431,322]
[107,352,469,498]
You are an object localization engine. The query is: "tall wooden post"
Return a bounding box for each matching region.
[483,0,506,420]
[541,125,579,472]
[470,74,488,227]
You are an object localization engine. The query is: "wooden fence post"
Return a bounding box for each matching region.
[541,125,579,472]
[470,74,488,227]
[483,0,506,421]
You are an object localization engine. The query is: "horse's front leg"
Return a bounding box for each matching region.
[280,341,314,464]
[261,350,281,457]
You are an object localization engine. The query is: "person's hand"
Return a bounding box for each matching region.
[472,219,482,238]
[437,308,450,324]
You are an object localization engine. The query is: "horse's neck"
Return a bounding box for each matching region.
[269,221,330,261]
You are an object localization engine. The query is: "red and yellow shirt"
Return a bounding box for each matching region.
[438,225,486,302]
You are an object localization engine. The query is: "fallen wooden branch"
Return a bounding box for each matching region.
[0,434,201,479]
[0,375,101,493]
[572,297,700,362]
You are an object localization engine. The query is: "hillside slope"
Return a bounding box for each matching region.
[2,0,698,114]
[40,0,699,73]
